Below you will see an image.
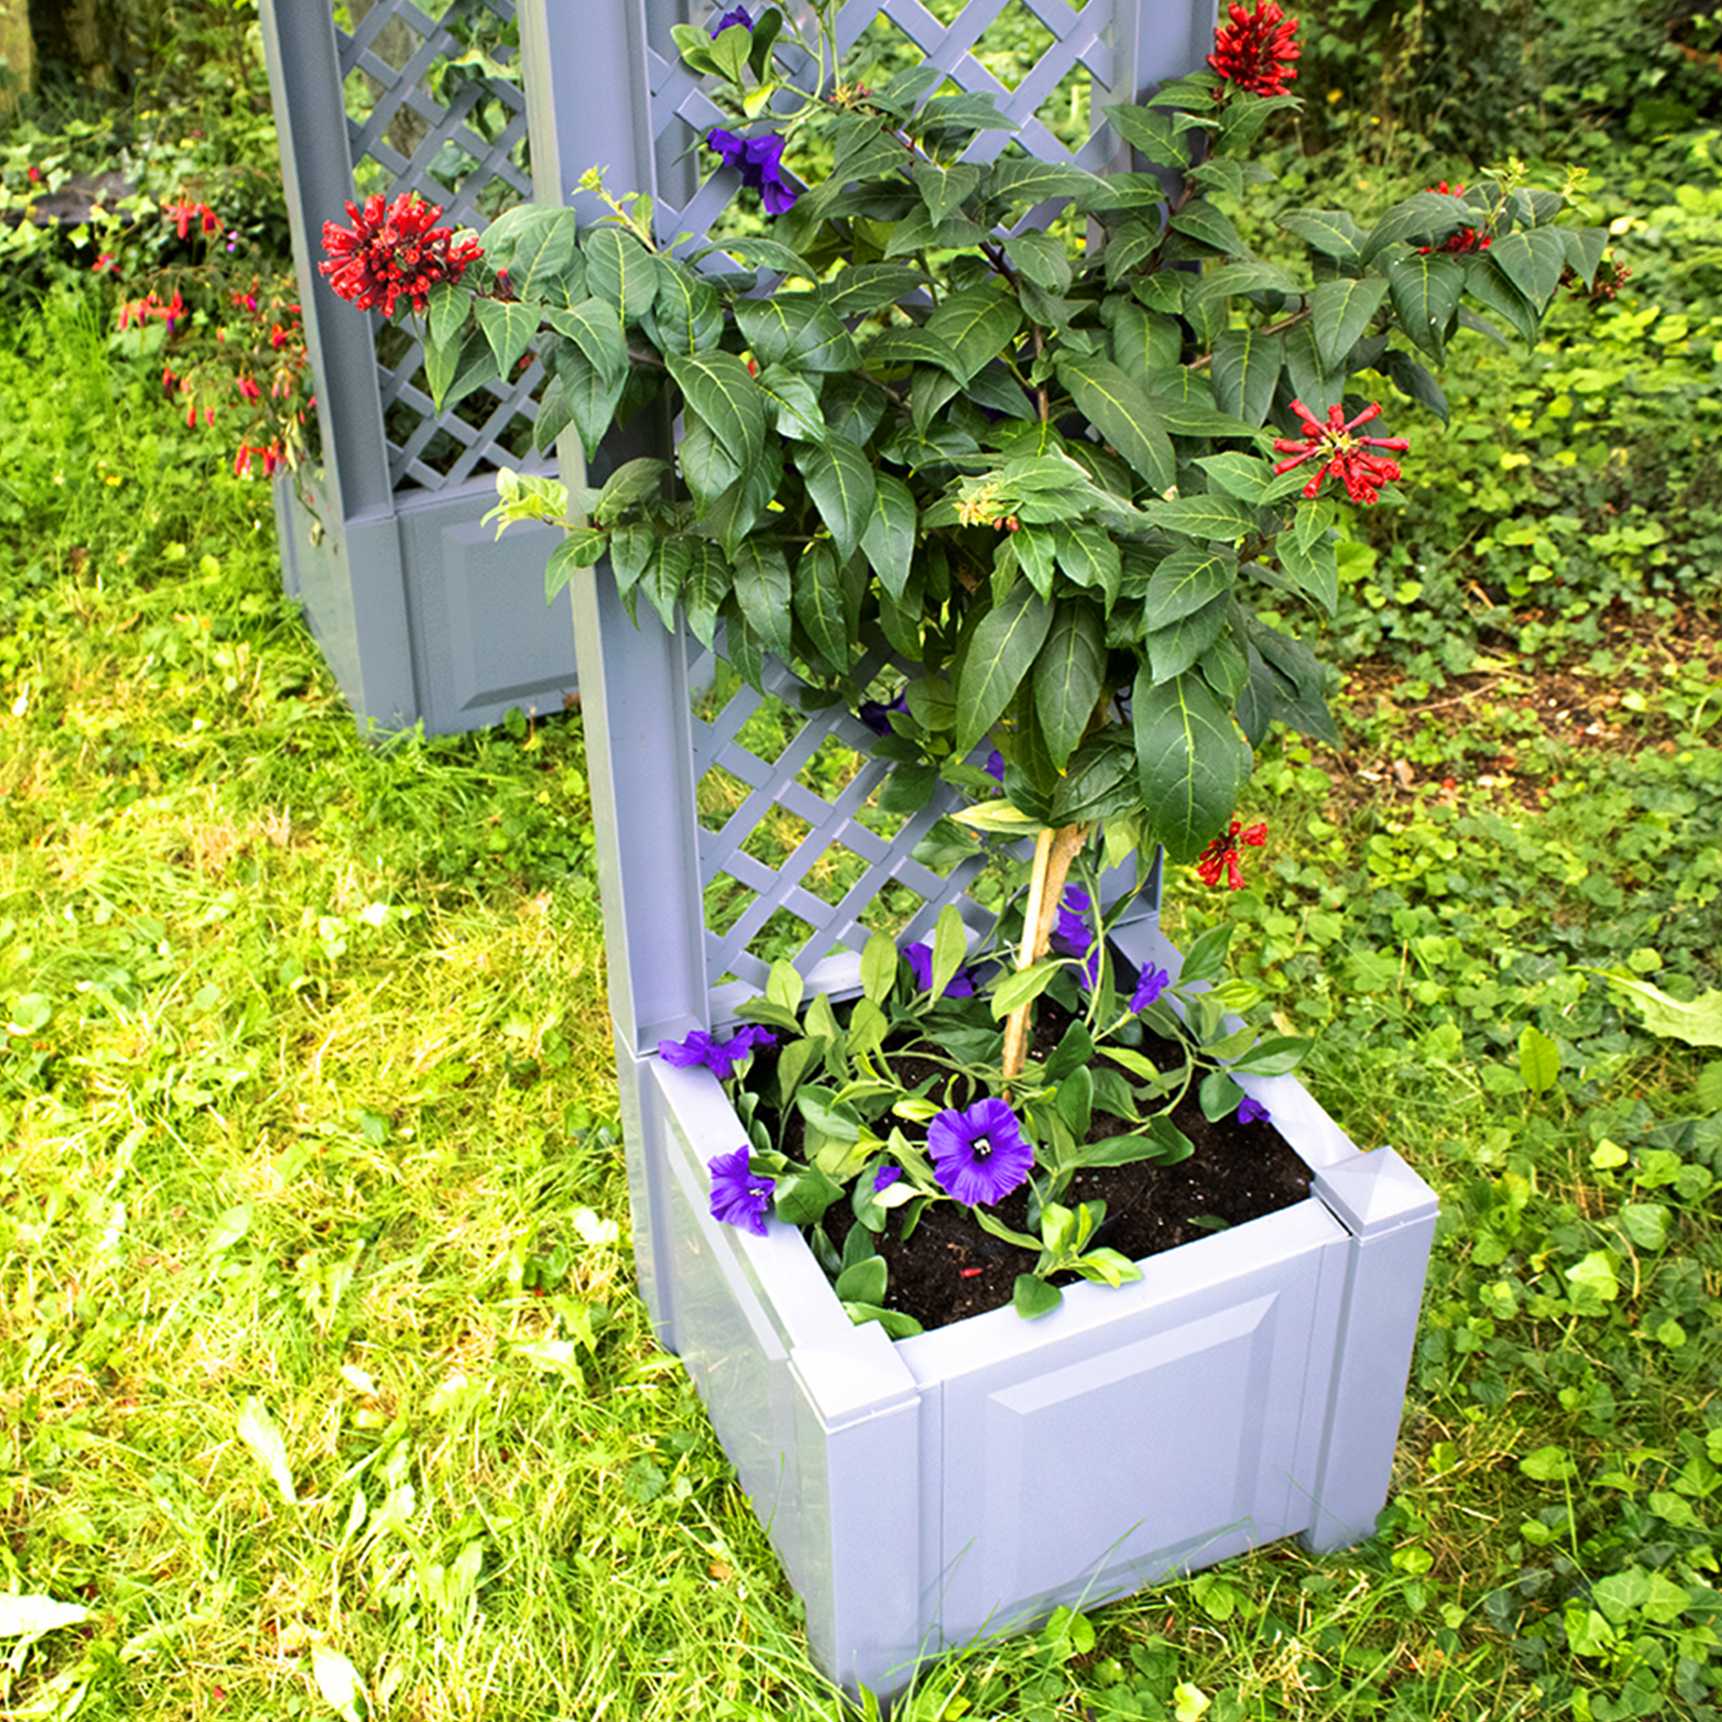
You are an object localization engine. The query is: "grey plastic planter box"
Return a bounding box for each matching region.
[517,0,1440,1697]
[628,915,1438,1698]
[259,1,578,734]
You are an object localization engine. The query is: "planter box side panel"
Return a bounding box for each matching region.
[394,488,577,734]
[931,1203,1347,1649]
[274,477,362,711]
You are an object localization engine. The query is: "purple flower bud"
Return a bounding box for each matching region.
[1237,1097,1271,1125]
[710,5,754,35]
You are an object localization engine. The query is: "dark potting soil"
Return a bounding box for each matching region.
[772,998,1313,1332]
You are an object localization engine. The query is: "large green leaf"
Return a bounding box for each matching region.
[796,435,876,562]
[955,583,1054,753]
[1170,200,1249,257]
[1605,975,1722,1049]
[753,364,826,443]
[546,296,628,388]
[649,256,723,356]
[1309,274,1389,370]
[666,350,766,471]
[732,539,794,661]
[1143,494,1257,542]
[1106,300,1181,380]
[1361,189,1475,261]
[1209,327,1282,428]
[682,540,732,649]
[473,298,538,378]
[582,227,658,321]
[1033,603,1106,768]
[558,347,626,462]
[911,158,982,225]
[1144,595,1229,683]
[1489,226,1568,310]
[1386,251,1464,357]
[481,205,578,301]
[1103,101,1193,167]
[864,325,965,376]
[1278,207,1365,262]
[860,472,917,599]
[923,287,1022,385]
[1132,666,1251,861]
[735,294,859,373]
[1053,524,1123,610]
[984,156,1111,215]
[1463,254,1540,344]
[1003,229,1072,294]
[794,541,850,672]
[821,263,928,318]
[1143,547,1237,630]
[1057,353,1176,492]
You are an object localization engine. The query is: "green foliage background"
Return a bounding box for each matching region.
[0,5,1719,1721]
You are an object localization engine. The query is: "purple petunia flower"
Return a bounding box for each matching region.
[1129,964,1171,1013]
[858,690,909,735]
[927,1097,1035,1206]
[984,749,1006,783]
[658,1024,777,1080]
[710,5,754,33]
[1052,885,1094,957]
[706,128,799,216]
[903,940,975,999]
[709,1145,775,1235]
[873,1164,903,1193]
[1237,1097,1271,1125]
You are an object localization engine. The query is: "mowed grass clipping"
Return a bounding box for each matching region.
[1,266,1719,1722]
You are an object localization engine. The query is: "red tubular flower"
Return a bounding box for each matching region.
[1273,399,1409,505]
[1418,181,1491,255]
[319,192,484,318]
[237,376,262,402]
[1196,819,1268,892]
[1207,2,1300,97]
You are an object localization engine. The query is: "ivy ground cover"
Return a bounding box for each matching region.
[0,123,1719,1722]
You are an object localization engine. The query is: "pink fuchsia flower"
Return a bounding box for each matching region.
[1196,818,1268,891]
[707,128,798,216]
[1207,1,1301,98]
[1273,400,1409,506]
[708,1146,775,1235]
[319,192,484,318]
[927,1098,1034,1206]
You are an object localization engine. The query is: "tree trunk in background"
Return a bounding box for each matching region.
[0,0,34,116]
[28,0,125,89]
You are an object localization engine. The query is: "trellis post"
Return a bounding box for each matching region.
[258,0,579,735]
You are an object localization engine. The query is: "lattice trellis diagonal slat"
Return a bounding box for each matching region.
[334,0,540,496]
[689,647,989,1007]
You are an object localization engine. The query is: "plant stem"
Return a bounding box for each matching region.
[1187,305,1311,372]
[1001,821,1089,1082]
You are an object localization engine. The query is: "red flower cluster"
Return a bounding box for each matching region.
[1569,258,1631,302]
[1418,182,1491,255]
[319,192,483,318]
[1197,819,1268,891]
[165,197,222,240]
[1273,399,1409,505]
[233,443,285,479]
[1207,2,1300,97]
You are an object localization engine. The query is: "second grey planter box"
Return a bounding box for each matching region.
[625,916,1438,1700]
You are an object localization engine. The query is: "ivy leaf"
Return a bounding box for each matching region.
[861,472,918,599]
[794,541,850,672]
[667,350,766,472]
[1144,547,1238,629]
[955,583,1054,753]
[796,435,876,562]
[1210,327,1283,427]
[732,539,794,661]
[1033,603,1106,768]
[1057,353,1176,491]
[1309,273,1389,370]
[1386,251,1464,357]
[1132,666,1251,862]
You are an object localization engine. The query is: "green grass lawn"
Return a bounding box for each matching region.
[2,186,1721,1722]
